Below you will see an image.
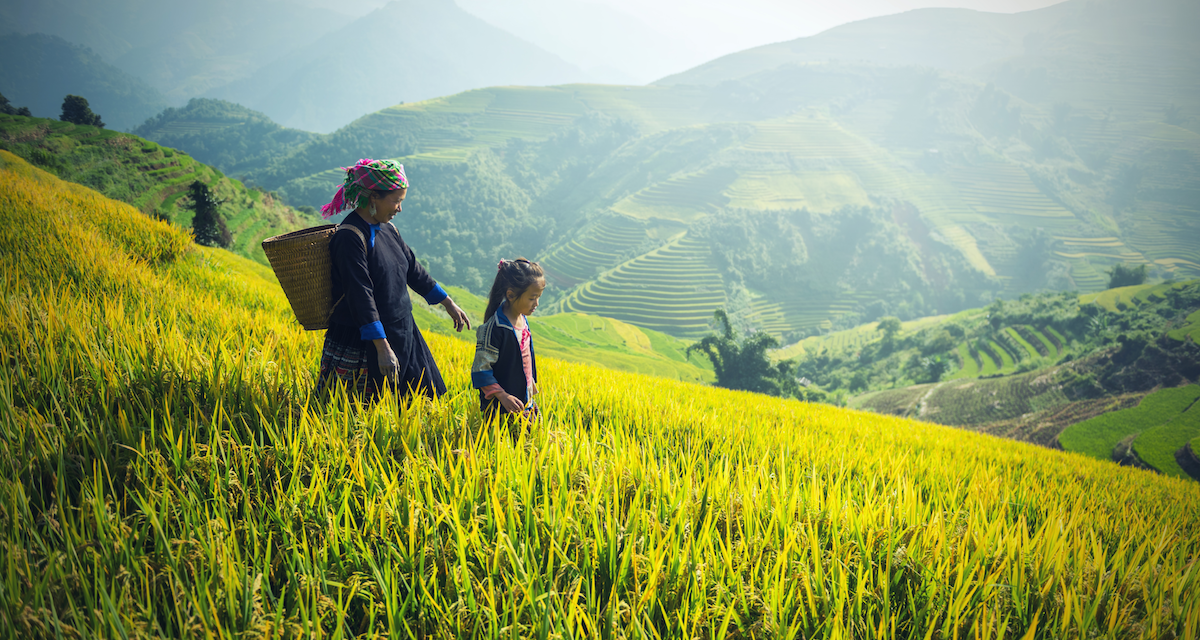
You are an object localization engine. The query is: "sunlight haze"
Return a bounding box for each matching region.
[311,0,1067,83]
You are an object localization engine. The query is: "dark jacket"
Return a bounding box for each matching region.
[471,306,537,414]
[327,212,446,334]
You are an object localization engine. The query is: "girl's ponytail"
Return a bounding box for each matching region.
[484,258,545,321]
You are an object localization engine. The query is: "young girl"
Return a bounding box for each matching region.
[471,258,546,418]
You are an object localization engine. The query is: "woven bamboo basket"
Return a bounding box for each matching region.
[261,224,339,331]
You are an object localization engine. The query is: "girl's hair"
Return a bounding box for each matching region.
[485,258,545,321]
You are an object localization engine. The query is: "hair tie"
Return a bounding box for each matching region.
[497,260,506,271]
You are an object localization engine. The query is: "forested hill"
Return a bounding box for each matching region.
[133,100,319,180]
[0,113,318,264]
[139,0,1200,344]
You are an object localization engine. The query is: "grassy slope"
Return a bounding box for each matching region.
[0,114,320,265]
[1131,398,1200,478]
[4,152,1200,637]
[1058,385,1200,460]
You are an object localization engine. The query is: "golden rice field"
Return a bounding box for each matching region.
[2,150,1199,638]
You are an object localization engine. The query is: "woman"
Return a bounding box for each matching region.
[316,158,470,401]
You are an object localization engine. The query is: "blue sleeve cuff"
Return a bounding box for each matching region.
[359,322,386,341]
[471,371,499,389]
[423,283,448,306]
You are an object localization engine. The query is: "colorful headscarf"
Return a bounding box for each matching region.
[320,158,408,218]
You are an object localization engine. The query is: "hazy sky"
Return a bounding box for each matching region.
[313,0,1067,82]
[578,0,1063,47]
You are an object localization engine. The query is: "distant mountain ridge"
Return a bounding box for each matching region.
[0,0,355,102]
[0,33,169,131]
[202,0,585,133]
[0,0,588,134]
[655,5,1071,84]
[658,0,1200,125]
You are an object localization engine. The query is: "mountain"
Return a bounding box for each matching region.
[0,0,355,103]
[0,33,169,131]
[202,0,586,133]
[144,0,1200,346]
[655,4,1073,85]
[658,0,1200,126]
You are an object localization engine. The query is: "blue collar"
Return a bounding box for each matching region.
[495,300,514,328]
[495,301,526,331]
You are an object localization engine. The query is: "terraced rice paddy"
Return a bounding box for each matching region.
[950,325,1059,379]
[746,294,876,338]
[1054,236,1146,263]
[151,121,245,136]
[569,84,716,133]
[1068,260,1111,292]
[611,167,735,222]
[724,169,870,212]
[560,235,726,338]
[743,113,875,158]
[944,160,1075,223]
[540,216,649,286]
[1108,123,1200,279]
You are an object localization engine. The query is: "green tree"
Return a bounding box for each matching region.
[688,309,798,397]
[1107,263,1148,289]
[60,95,104,127]
[187,181,231,248]
[877,316,902,352]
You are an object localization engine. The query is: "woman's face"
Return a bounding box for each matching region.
[371,189,406,223]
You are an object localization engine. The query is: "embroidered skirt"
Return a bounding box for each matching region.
[317,316,447,402]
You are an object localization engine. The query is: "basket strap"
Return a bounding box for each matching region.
[336,223,366,247]
[326,224,368,324]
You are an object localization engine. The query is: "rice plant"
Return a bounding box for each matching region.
[2,151,1199,638]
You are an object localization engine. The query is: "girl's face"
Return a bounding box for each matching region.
[507,278,546,317]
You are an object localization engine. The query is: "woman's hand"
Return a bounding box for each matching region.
[441,297,471,332]
[375,340,399,382]
[498,393,525,413]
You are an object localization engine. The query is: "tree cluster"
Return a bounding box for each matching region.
[0,92,32,117]
[688,309,801,399]
[1107,263,1148,289]
[60,95,104,128]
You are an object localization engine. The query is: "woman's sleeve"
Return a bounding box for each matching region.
[395,226,447,305]
[331,230,384,340]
